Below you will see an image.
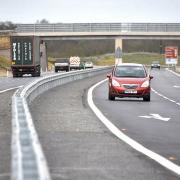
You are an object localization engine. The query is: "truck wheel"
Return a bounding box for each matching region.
[13,74,17,78]
[32,73,37,77]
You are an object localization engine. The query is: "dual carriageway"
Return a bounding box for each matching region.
[0,67,180,180]
[0,23,180,179]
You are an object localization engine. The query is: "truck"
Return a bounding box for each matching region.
[69,56,81,70]
[11,36,41,77]
[54,58,69,72]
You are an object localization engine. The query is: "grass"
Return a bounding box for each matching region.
[0,56,11,77]
[92,52,180,66]
[0,56,11,69]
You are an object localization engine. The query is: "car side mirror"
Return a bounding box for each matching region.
[107,74,111,78]
[149,75,153,80]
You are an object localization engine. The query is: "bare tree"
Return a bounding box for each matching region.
[36,19,49,24]
[0,21,16,30]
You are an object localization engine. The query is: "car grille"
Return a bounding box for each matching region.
[123,84,139,89]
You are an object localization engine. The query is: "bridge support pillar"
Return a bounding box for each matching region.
[40,41,48,72]
[115,38,123,65]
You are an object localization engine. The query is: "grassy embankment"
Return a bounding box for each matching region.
[94,52,180,66]
[1,53,180,76]
[0,56,11,76]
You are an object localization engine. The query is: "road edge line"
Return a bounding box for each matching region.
[0,86,23,94]
[87,78,180,176]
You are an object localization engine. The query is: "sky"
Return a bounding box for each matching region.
[0,0,180,23]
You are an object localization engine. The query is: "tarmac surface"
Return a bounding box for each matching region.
[30,72,178,180]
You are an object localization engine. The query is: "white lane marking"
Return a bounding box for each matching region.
[174,85,180,88]
[151,88,180,107]
[87,79,180,176]
[0,86,23,94]
[166,68,180,77]
[139,114,170,121]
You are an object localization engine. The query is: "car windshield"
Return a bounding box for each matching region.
[114,66,146,78]
[56,59,68,63]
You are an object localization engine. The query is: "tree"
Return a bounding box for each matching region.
[35,19,49,24]
[0,21,16,30]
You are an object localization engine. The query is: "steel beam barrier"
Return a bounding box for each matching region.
[11,67,112,180]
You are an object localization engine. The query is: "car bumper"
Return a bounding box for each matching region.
[109,85,150,98]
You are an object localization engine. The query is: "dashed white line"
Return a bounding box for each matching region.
[166,68,180,77]
[152,88,180,107]
[87,79,180,176]
[0,86,23,94]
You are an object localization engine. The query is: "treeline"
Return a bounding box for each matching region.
[0,21,16,30]
[46,39,180,58]
[0,19,49,30]
[46,40,114,57]
[124,40,180,54]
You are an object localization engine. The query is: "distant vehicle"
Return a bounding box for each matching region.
[84,61,93,69]
[69,56,81,70]
[11,36,41,77]
[107,63,153,101]
[151,61,160,69]
[79,62,85,70]
[54,58,69,72]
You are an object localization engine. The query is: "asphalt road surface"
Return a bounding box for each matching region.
[93,69,180,176]
[0,90,14,180]
[31,71,179,180]
[0,71,55,92]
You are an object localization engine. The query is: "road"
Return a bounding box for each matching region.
[0,71,56,92]
[30,70,179,180]
[93,69,180,174]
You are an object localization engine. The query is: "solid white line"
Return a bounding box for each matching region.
[0,86,23,94]
[87,79,180,176]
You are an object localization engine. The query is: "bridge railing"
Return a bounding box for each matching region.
[15,23,180,33]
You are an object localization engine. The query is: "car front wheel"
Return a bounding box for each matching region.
[108,91,115,101]
[143,93,150,101]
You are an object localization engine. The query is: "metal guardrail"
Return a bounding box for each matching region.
[15,23,180,33]
[11,67,112,180]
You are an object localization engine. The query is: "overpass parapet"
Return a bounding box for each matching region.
[15,23,180,33]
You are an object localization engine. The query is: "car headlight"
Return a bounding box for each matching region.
[112,79,121,87]
[141,80,149,87]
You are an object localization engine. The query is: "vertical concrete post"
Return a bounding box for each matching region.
[40,42,48,72]
[115,38,123,65]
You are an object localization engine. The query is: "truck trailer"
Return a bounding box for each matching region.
[11,36,41,77]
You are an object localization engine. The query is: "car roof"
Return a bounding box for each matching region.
[116,63,143,67]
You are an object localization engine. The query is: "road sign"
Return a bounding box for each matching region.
[165,46,178,65]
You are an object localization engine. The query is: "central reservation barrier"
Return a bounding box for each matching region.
[11,67,112,180]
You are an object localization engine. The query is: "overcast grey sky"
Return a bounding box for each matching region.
[1,0,180,23]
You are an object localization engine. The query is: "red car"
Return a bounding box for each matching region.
[107,63,153,101]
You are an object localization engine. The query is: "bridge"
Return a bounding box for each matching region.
[13,23,180,40]
[1,23,180,70]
